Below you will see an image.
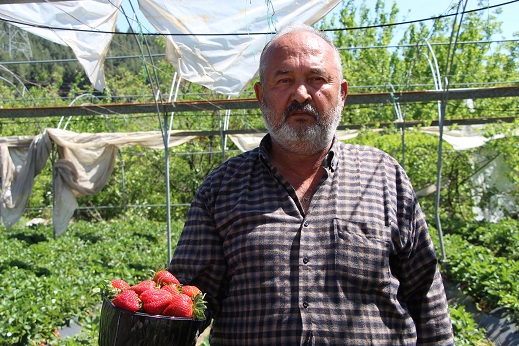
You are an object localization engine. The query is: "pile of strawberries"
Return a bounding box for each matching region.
[107,270,206,319]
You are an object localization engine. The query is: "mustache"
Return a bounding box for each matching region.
[283,101,319,120]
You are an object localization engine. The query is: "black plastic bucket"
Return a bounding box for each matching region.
[99,296,206,346]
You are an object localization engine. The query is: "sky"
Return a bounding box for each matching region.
[353,0,519,39]
[117,0,519,39]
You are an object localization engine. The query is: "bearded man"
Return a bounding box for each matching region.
[169,23,454,345]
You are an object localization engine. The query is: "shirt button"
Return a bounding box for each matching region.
[303,301,309,309]
[303,257,309,264]
[303,221,309,227]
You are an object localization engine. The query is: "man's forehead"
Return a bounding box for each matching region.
[265,44,333,74]
[265,35,330,64]
[261,30,340,78]
[268,31,327,52]
[273,67,328,75]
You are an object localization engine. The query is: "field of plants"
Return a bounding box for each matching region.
[1,212,518,345]
[0,217,183,345]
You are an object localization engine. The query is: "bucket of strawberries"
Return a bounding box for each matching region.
[98,269,208,346]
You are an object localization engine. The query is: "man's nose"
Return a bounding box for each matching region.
[291,81,311,104]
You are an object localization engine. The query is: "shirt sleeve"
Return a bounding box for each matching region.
[168,181,228,318]
[396,195,454,344]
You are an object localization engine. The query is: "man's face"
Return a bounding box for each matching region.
[254,31,348,155]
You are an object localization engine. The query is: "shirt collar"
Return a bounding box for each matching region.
[324,138,339,172]
[259,134,339,172]
[259,134,272,160]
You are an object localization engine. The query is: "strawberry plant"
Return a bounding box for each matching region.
[0,216,184,345]
[449,304,492,345]
[442,232,519,321]
[455,217,519,260]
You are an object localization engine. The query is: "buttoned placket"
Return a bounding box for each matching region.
[299,215,312,332]
[298,162,335,342]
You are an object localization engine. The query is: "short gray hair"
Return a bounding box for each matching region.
[258,23,343,84]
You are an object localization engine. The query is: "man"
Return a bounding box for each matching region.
[169,23,454,345]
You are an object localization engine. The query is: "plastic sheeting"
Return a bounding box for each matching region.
[0,0,122,91]
[0,135,50,231]
[137,0,341,95]
[1,125,517,234]
[0,0,340,95]
[471,152,517,222]
[228,125,519,152]
[0,129,197,236]
[420,125,513,151]
[229,129,380,151]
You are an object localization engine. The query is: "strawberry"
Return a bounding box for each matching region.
[112,290,140,312]
[181,285,202,298]
[162,293,193,318]
[130,279,157,295]
[153,270,180,287]
[111,279,130,291]
[161,284,182,296]
[140,288,174,315]
[163,291,207,319]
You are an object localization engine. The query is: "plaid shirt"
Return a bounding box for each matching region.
[170,135,454,345]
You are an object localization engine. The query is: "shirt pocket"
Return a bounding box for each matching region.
[334,219,391,291]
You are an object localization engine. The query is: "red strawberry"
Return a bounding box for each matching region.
[112,290,140,312]
[181,285,202,298]
[111,279,130,291]
[130,280,156,295]
[140,288,174,315]
[162,293,193,318]
[154,270,180,287]
[161,284,181,296]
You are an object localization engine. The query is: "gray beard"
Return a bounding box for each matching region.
[261,101,342,155]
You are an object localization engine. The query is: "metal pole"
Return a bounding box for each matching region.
[425,40,447,261]
[434,95,447,262]
[165,73,181,264]
[164,113,172,264]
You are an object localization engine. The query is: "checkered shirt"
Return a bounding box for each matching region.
[170,135,454,345]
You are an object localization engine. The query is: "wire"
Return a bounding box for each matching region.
[323,0,519,33]
[0,0,517,36]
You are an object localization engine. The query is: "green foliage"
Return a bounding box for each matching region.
[57,137,228,223]
[0,216,182,345]
[442,230,519,321]
[320,0,518,126]
[451,217,519,260]
[449,303,493,345]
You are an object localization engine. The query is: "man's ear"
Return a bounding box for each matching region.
[254,82,263,106]
[340,80,348,104]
